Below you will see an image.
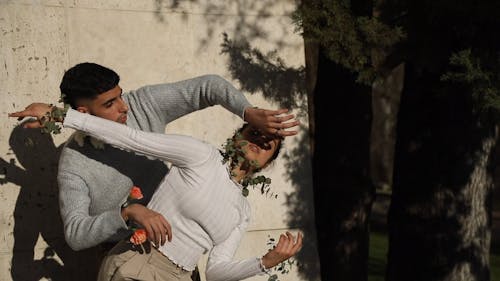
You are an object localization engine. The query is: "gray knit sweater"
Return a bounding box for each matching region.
[58,75,251,251]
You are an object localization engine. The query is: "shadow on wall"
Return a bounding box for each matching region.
[154,0,295,53]
[220,33,307,113]
[1,125,100,281]
[220,34,320,281]
[282,129,320,281]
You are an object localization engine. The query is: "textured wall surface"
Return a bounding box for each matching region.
[0,1,319,280]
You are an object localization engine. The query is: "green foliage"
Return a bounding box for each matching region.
[294,0,500,118]
[268,274,278,281]
[220,132,275,198]
[38,93,70,135]
[292,0,405,84]
[40,104,69,135]
[441,49,500,118]
[241,175,277,199]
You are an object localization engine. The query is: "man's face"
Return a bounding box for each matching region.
[76,85,129,124]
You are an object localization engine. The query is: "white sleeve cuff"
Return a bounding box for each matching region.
[258,257,271,274]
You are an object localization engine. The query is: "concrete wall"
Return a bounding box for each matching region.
[1,1,319,280]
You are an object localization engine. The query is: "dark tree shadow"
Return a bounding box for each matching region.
[2,125,101,281]
[220,33,306,113]
[282,128,321,281]
[220,34,320,281]
[154,0,297,54]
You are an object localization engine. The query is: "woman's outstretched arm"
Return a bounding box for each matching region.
[205,207,303,281]
[63,108,211,167]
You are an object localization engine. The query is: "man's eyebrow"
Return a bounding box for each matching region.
[101,89,123,105]
[101,97,117,106]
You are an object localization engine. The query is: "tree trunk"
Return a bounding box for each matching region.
[387,63,496,281]
[304,38,319,155]
[312,50,375,281]
[370,63,405,192]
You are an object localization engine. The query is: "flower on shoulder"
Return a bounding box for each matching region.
[130,228,147,245]
[129,186,144,200]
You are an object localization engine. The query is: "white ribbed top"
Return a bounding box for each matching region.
[64,109,264,281]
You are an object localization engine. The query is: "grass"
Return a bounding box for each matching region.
[368,232,500,281]
[492,245,500,281]
[368,231,387,281]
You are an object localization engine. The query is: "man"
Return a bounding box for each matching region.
[9,62,298,254]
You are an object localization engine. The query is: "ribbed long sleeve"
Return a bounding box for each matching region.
[63,109,264,280]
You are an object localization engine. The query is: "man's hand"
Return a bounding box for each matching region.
[261,231,303,269]
[8,103,53,129]
[244,108,300,137]
[121,204,172,247]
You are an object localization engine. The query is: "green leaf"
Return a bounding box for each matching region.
[242,188,249,197]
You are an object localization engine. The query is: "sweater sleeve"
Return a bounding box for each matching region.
[58,171,128,250]
[205,206,264,281]
[125,75,252,131]
[63,109,211,167]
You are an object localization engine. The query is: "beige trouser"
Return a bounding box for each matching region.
[97,241,192,281]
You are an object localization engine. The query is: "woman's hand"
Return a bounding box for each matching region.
[8,103,56,128]
[261,231,303,269]
[244,107,300,137]
[122,203,172,247]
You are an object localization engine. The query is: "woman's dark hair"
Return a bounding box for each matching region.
[59,62,120,108]
[235,123,283,165]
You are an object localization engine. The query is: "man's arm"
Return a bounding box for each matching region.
[126,75,299,136]
[59,169,172,250]
[8,76,299,136]
[58,171,129,250]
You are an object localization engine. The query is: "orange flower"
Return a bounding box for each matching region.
[129,186,143,200]
[130,229,147,245]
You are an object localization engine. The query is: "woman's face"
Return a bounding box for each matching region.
[238,126,280,169]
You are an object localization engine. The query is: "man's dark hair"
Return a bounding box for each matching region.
[60,62,120,108]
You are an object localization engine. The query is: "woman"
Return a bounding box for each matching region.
[61,108,302,281]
